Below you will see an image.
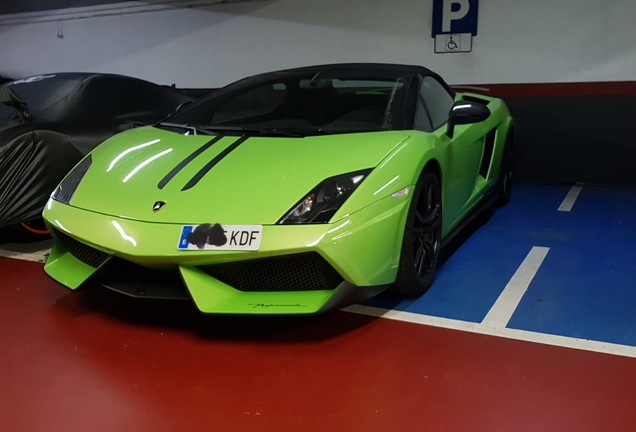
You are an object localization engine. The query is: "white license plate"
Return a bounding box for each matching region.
[178,224,262,251]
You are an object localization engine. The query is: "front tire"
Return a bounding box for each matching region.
[392,169,442,297]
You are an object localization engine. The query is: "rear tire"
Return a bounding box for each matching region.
[493,132,513,208]
[392,169,442,297]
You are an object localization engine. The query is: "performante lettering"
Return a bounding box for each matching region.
[248,303,307,309]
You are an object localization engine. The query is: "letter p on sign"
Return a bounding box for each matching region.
[443,0,469,32]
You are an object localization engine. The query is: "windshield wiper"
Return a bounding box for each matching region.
[199,125,263,134]
[156,122,215,136]
[257,127,325,137]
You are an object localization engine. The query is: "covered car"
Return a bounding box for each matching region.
[0,73,196,241]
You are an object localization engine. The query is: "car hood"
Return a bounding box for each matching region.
[68,126,410,224]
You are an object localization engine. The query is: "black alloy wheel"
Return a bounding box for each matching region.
[493,132,513,208]
[393,169,442,296]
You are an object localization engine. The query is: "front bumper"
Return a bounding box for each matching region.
[43,195,409,314]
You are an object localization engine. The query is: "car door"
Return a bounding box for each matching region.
[415,76,485,228]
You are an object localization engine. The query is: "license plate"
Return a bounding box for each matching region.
[178,224,262,251]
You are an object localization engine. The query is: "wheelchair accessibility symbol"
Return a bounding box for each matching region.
[446,35,460,51]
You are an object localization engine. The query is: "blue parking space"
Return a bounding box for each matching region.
[508,186,636,346]
[364,183,636,347]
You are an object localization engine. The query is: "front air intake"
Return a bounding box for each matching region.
[199,252,343,292]
[52,227,110,268]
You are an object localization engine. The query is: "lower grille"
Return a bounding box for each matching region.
[96,258,190,300]
[52,227,110,268]
[199,252,343,292]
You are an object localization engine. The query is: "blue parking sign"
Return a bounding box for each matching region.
[432,0,479,37]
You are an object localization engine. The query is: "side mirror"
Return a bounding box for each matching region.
[447,101,490,138]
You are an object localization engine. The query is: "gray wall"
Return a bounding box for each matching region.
[2,1,636,87]
[0,1,128,15]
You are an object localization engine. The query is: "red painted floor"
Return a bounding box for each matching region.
[1,257,636,431]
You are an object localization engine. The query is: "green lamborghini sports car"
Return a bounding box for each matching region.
[43,63,514,314]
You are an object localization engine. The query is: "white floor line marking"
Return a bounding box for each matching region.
[0,249,50,263]
[0,240,53,263]
[342,304,636,359]
[481,246,550,328]
[558,185,583,211]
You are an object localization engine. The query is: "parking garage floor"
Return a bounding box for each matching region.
[1,183,636,431]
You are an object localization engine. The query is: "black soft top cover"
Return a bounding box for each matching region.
[224,63,455,97]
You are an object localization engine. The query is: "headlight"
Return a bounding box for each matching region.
[278,169,372,224]
[51,155,92,205]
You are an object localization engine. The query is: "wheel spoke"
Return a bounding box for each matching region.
[414,238,427,275]
[413,234,438,277]
[413,240,424,272]
[416,204,440,227]
[422,239,435,263]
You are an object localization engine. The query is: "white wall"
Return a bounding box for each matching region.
[0,0,635,87]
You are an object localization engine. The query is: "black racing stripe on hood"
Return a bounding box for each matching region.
[157,135,224,190]
[181,135,249,191]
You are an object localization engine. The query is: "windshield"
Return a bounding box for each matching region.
[167,72,412,135]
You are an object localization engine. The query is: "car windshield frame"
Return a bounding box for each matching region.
[166,69,418,136]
